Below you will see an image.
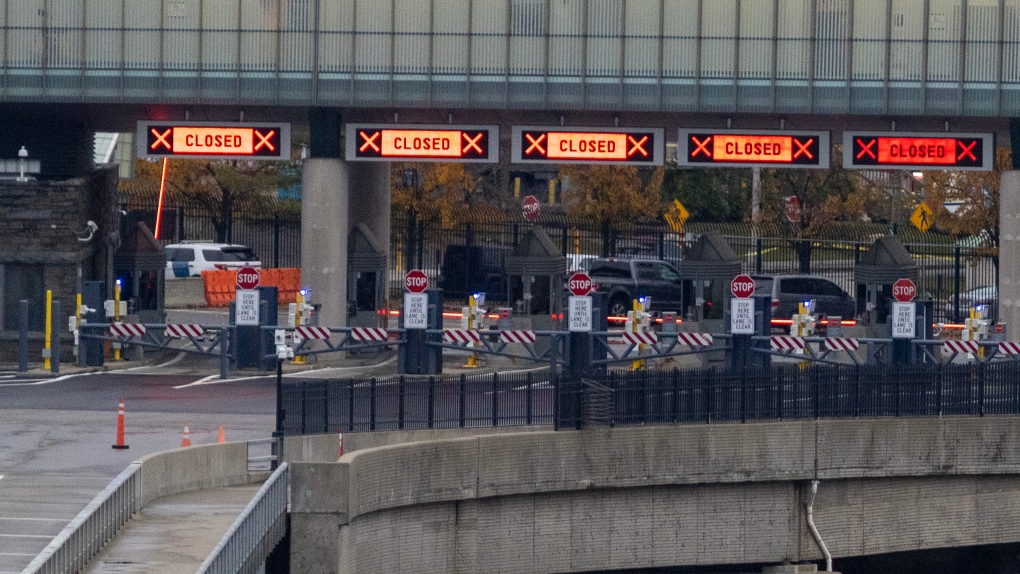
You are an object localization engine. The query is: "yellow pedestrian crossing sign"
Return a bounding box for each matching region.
[665,199,690,233]
[910,202,934,232]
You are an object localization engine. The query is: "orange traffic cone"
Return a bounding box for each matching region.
[217,425,226,444]
[180,422,191,447]
[112,397,129,450]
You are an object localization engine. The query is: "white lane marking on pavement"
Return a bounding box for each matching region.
[110,352,188,373]
[0,534,56,538]
[0,373,95,386]
[0,517,67,521]
[171,356,399,389]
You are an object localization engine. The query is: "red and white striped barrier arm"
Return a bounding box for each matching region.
[295,326,332,340]
[500,330,536,344]
[109,322,146,338]
[943,340,979,355]
[444,329,482,344]
[824,337,860,352]
[676,332,713,347]
[998,341,1020,355]
[350,327,387,342]
[623,331,658,346]
[770,335,805,351]
[165,324,204,338]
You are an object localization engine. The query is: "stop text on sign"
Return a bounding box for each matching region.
[843,131,993,171]
[346,124,497,163]
[679,129,830,168]
[137,121,290,160]
[513,126,664,165]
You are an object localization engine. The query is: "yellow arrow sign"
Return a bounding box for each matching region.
[910,202,934,233]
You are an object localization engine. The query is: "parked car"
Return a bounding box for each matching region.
[751,274,856,321]
[165,242,261,278]
[587,258,684,316]
[944,285,997,321]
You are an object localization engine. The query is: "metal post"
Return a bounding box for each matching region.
[953,246,962,322]
[44,290,52,370]
[526,371,533,425]
[219,328,228,379]
[398,376,405,430]
[492,372,499,427]
[18,300,28,372]
[271,357,284,470]
[427,376,434,429]
[348,378,355,432]
[273,213,281,269]
[370,377,377,431]
[50,301,60,374]
[459,373,466,428]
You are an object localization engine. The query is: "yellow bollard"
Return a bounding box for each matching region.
[291,290,307,365]
[631,299,645,371]
[113,280,122,361]
[44,290,52,370]
[464,295,480,368]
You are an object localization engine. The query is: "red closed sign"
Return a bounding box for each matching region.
[568,272,593,297]
[236,266,260,290]
[731,274,755,298]
[892,278,916,302]
[405,269,428,293]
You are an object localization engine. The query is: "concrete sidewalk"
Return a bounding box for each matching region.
[81,484,263,574]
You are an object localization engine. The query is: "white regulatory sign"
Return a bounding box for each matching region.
[235,289,260,326]
[730,298,755,334]
[891,301,916,339]
[568,296,592,332]
[403,292,428,329]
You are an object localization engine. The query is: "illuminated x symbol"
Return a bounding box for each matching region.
[792,138,814,160]
[525,133,546,156]
[691,136,712,158]
[150,128,171,151]
[957,140,977,162]
[359,131,381,153]
[462,132,484,155]
[627,135,649,157]
[856,138,876,160]
[254,130,276,152]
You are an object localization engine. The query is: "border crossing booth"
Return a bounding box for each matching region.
[347,224,387,328]
[506,227,565,333]
[113,222,166,325]
[854,235,919,330]
[679,231,741,323]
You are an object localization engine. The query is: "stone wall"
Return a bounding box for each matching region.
[0,166,119,360]
[290,418,1020,574]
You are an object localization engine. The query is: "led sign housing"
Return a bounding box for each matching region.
[512,126,664,165]
[678,129,830,168]
[345,124,498,163]
[137,121,290,160]
[843,131,994,170]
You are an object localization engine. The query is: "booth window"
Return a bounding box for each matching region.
[2,264,45,331]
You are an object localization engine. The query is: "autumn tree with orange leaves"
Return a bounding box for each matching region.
[557,165,665,223]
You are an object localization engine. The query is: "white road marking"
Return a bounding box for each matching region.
[0,373,94,386]
[110,352,188,372]
[0,517,66,521]
[171,356,400,389]
[0,534,56,538]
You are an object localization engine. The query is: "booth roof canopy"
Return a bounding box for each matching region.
[855,235,919,284]
[506,226,566,276]
[348,223,386,272]
[679,230,741,280]
[114,221,165,272]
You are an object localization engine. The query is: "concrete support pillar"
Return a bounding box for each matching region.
[348,162,392,270]
[1000,171,1020,332]
[301,158,349,328]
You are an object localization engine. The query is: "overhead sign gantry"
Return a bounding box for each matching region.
[512,126,664,165]
[843,131,994,171]
[345,124,498,162]
[137,121,291,160]
[678,129,830,168]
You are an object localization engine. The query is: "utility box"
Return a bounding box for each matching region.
[347,224,387,328]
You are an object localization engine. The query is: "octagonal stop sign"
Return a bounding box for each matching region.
[236,266,260,290]
[405,269,428,293]
[568,272,593,297]
[730,274,754,299]
[892,278,916,302]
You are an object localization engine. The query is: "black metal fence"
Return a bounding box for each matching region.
[282,360,1020,436]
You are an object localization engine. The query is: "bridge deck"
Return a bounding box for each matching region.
[80,484,263,574]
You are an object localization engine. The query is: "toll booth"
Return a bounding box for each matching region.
[678,231,741,322]
[506,227,565,332]
[113,222,166,324]
[347,224,387,328]
[854,235,919,329]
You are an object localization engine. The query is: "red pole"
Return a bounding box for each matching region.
[338,429,344,458]
[153,157,169,239]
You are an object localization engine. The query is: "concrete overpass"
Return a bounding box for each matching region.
[288,417,1020,573]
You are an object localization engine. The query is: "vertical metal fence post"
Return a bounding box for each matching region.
[492,372,499,427]
[322,381,330,434]
[953,246,962,321]
[273,214,281,269]
[370,377,377,431]
[398,376,405,430]
[219,328,228,379]
[459,374,466,428]
[427,375,434,429]
[300,383,308,434]
[979,363,986,417]
[348,378,355,432]
[526,371,533,425]
[18,300,29,372]
[741,368,748,424]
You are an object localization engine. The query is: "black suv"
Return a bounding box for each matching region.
[439,245,507,302]
[587,258,684,316]
[751,274,855,320]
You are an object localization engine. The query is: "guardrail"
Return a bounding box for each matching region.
[21,463,141,574]
[195,463,289,574]
[21,440,276,574]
